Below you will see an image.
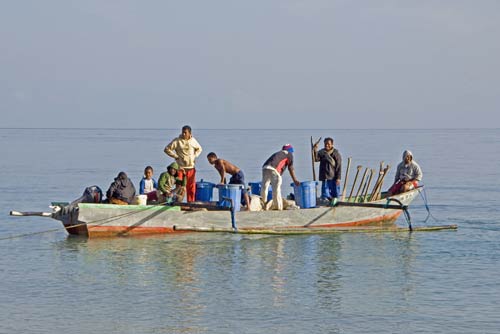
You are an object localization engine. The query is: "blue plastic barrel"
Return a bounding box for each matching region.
[248,182,272,201]
[195,181,215,202]
[291,181,318,208]
[217,184,244,211]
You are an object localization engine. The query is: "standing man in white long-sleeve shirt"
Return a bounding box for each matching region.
[164,125,202,202]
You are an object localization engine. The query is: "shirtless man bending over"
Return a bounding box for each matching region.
[207,152,250,210]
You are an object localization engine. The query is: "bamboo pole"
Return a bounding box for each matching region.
[173,225,458,234]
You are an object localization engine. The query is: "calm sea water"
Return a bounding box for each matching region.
[0,128,499,334]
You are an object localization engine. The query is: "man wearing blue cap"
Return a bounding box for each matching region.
[261,144,300,210]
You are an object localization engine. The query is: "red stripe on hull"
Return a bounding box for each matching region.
[66,211,402,237]
[309,211,402,228]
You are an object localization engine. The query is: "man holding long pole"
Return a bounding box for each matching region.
[313,137,342,205]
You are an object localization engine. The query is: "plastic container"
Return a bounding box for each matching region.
[248,182,273,201]
[217,184,244,211]
[135,194,147,206]
[195,181,215,202]
[291,181,318,208]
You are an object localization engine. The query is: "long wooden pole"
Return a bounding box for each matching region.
[310,136,322,181]
[341,157,352,201]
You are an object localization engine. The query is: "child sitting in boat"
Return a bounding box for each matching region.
[105,171,137,205]
[139,166,158,202]
[157,162,186,203]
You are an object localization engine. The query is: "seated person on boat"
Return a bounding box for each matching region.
[105,171,137,205]
[157,162,186,203]
[139,165,158,202]
[388,150,423,195]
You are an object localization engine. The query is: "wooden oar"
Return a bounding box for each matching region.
[369,164,390,201]
[361,168,375,201]
[310,136,322,181]
[341,157,352,201]
[368,161,384,201]
[348,165,363,201]
[373,165,391,200]
[354,167,369,202]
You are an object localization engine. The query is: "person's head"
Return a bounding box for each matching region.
[282,144,294,153]
[167,162,179,176]
[144,166,154,179]
[117,171,128,180]
[403,150,413,164]
[324,137,334,150]
[207,152,218,165]
[181,125,192,140]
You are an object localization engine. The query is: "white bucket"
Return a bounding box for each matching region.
[135,194,147,205]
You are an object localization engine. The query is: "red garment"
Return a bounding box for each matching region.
[389,180,418,195]
[177,168,196,202]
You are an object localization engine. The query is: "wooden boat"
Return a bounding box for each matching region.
[9,187,457,238]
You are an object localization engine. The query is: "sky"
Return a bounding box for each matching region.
[1,1,499,129]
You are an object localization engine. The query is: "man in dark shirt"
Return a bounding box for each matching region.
[313,137,342,202]
[261,144,300,210]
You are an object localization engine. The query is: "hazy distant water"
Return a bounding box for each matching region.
[0,128,499,334]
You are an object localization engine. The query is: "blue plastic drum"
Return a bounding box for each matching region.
[217,184,244,211]
[291,181,318,208]
[195,181,215,202]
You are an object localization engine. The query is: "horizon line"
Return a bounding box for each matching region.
[0,127,499,130]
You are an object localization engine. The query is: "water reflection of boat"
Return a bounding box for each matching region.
[9,188,456,238]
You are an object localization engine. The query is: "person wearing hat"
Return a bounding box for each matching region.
[388,150,423,195]
[313,137,342,203]
[157,162,187,203]
[261,144,300,210]
[106,171,137,205]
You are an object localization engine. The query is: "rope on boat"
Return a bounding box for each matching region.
[418,187,438,223]
[0,228,63,241]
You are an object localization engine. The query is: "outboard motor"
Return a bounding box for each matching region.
[70,185,103,205]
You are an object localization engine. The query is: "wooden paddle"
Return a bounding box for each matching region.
[354,167,369,202]
[348,165,363,201]
[341,157,352,201]
[368,161,384,201]
[369,164,390,201]
[373,165,391,200]
[361,168,375,201]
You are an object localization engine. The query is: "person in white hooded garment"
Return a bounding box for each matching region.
[388,150,423,195]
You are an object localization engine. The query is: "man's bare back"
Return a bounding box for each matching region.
[214,159,240,183]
